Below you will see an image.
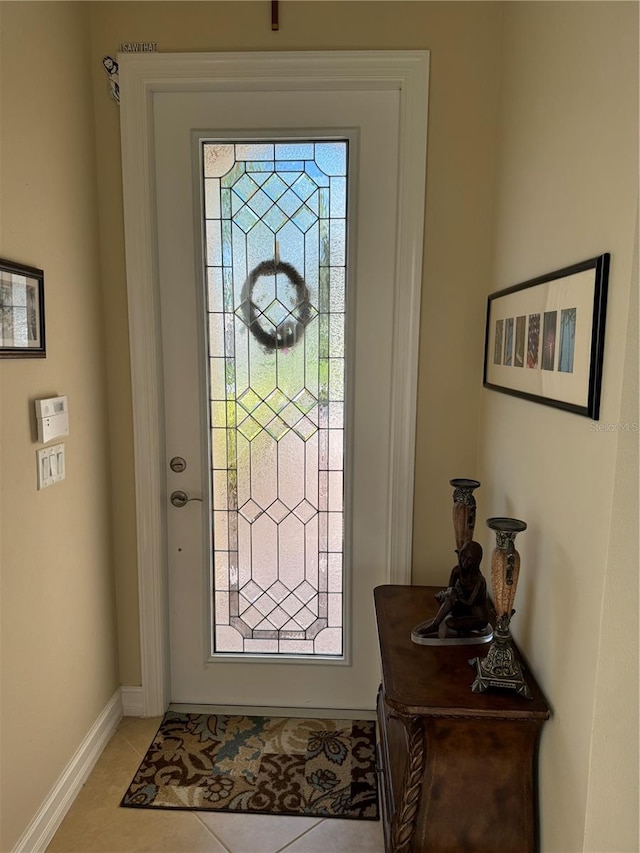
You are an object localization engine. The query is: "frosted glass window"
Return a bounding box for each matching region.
[203,140,348,656]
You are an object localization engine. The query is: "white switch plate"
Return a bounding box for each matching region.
[37,443,66,489]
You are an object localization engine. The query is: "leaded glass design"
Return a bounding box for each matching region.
[203,140,348,656]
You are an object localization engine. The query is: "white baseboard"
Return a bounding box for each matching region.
[121,685,144,717]
[12,688,123,853]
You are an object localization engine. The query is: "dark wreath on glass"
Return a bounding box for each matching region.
[239,259,313,351]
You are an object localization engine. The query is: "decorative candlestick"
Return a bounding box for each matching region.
[470,517,532,698]
[450,478,481,551]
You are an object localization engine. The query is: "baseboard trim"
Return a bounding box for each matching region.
[12,688,123,853]
[121,685,144,717]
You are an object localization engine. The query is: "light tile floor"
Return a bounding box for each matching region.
[46,717,385,853]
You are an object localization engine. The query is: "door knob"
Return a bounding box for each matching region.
[170,490,203,508]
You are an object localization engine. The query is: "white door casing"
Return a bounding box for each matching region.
[119,52,429,717]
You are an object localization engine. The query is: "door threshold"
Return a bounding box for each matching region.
[169,703,377,720]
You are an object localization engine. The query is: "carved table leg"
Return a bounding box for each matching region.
[391,717,424,853]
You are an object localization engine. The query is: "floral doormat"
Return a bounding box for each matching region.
[121,712,379,820]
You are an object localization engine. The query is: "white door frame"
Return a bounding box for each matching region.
[119,51,429,717]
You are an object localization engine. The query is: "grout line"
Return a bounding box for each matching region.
[116,719,163,758]
[275,818,326,852]
[117,730,154,759]
[97,725,145,767]
[192,812,233,852]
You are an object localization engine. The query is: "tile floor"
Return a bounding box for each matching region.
[46,717,385,853]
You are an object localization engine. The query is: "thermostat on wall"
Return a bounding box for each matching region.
[35,395,69,444]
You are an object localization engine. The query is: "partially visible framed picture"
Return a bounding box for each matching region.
[483,254,609,419]
[0,258,45,358]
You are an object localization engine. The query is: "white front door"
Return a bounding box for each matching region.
[119,52,428,715]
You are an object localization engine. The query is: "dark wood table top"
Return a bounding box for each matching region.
[375,585,550,720]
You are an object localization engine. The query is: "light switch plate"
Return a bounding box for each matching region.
[37,443,65,489]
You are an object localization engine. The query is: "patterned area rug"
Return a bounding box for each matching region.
[121,712,379,820]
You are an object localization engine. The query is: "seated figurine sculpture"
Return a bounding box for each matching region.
[411,540,493,645]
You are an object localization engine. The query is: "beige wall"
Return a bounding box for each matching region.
[583,213,638,853]
[480,3,638,852]
[88,0,503,685]
[0,3,119,850]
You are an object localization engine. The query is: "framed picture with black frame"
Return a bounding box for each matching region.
[0,258,45,358]
[483,254,609,419]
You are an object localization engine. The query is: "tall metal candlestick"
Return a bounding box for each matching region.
[470,517,532,698]
[450,478,481,551]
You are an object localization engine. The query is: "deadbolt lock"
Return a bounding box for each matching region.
[169,456,187,473]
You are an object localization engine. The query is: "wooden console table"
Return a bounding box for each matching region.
[375,585,550,853]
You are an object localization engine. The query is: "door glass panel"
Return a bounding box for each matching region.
[202,140,348,657]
